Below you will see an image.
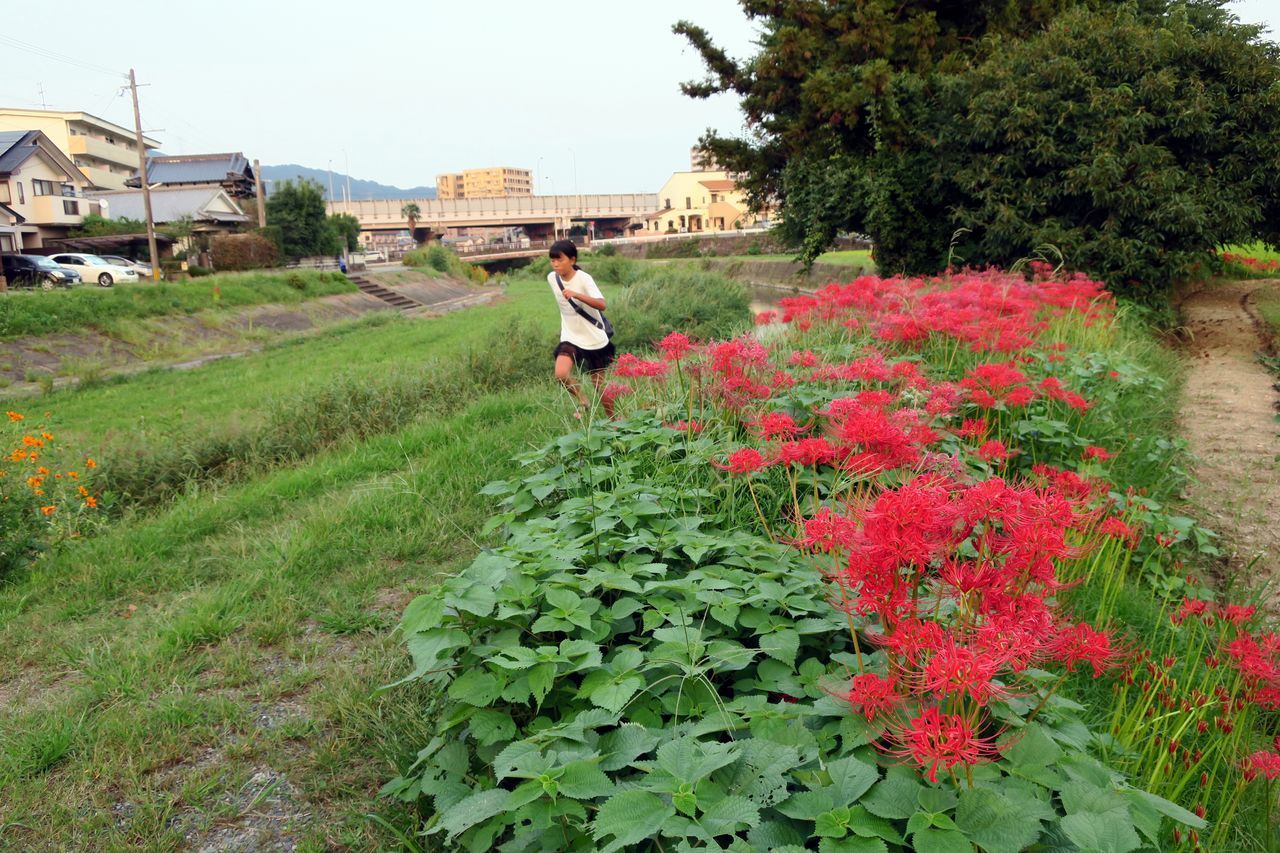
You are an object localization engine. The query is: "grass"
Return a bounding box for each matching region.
[1225,242,1280,265]
[0,281,587,847]
[0,270,354,340]
[714,248,876,269]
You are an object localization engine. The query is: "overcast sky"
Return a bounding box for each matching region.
[2,0,1276,195]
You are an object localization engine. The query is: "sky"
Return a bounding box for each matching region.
[2,0,1277,196]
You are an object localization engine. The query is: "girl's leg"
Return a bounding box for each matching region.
[554,353,589,411]
[590,370,614,417]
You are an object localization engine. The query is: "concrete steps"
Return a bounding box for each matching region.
[347,274,426,312]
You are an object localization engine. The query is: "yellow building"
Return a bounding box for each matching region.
[0,108,161,191]
[435,167,532,200]
[0,130,94,250]
[644,169,761,234]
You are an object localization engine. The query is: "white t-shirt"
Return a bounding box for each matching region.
[548,269,610,350]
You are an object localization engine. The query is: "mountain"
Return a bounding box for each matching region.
[259,164,437,200]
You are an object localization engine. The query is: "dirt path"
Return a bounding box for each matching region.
[1177,279,1280,598]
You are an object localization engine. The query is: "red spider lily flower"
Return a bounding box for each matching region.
[789,349,819,367]
[1171,596,1210,626]
[658,331,694,362]
[715,448,769,475]
[798,508,859,555]
[1243,751,1280,782]
[1218,604,1256,626]
[977,440,1011,462]
[613,353,670,379]
[1098,517,1139,548]
[1082,445,1112,461]
[754,309,778,325]
[774,436,837,468]
[894,705,998,783]
[957,418,988,440]
[919,638,1010,705]
[1047,623,1118,677]
[666,419,703,433]
[750,411,805,440]
[601,383,633,405]
[845,672,904,722]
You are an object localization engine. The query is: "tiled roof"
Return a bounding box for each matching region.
[130,152,253,187]
[93,187,249,224]
[697,179,736,192]
[0,130,37,175]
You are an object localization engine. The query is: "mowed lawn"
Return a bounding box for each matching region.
[0,275,590,849]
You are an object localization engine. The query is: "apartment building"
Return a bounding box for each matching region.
[644,169,761,235]
[0,109,160,191]
[435,167,532,200]
[0,130,94,251]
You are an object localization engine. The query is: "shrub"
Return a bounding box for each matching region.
[210,233,279,272]
[610,269,750,352]
[188,266,214,278]
[645,239,703,260]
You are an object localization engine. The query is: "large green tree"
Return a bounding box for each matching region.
[266,177,340,258]
[678,1,1280,291]
[329,212,361,252]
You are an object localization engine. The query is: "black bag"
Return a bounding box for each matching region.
[555,273,614,339]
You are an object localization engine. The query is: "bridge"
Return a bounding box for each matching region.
[327,193,660,242]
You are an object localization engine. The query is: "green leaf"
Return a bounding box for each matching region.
[827,755,880,803]
[759,628,800,666]
[955,787,1044,853]
[862,767,924,819]
[749,820,807,850]
[492,741,541,780]
[557,760,616,800]
[1060,811,1141,853]
[439,788,510,838]
[400,593,445,634]
[848,805,904,844]
[466,709,515,747]
[590,675,645,714]
[656,737,740,782]
[448,670,503,706]
[815,807,851,838]
[444,582,497,618]
[598,724,660,771]
[544,586,582,612]
[527,661,557,705]
[777,788,840,820]
[699,795,761,835]
[400,627,468,682]
[918,787,959,812]
[819,838,889,853]
[1125,788,1207,830]
[912,827,974,853]
[1003,723,1062,768]
[592,790,674,852]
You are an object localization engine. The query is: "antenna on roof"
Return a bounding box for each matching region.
[37,83,47,109]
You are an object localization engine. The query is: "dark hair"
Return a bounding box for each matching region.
[549,239,581,270]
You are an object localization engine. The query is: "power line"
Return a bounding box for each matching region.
[0,34,124,78]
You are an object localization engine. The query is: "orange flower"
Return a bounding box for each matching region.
[9,449,27,462]
[36,466,49,476]
[84,496,97,508]
[77,486,89,497]
[26,476,43,489]
[67,471,77,479]
[41,432,53,441]
[40,505,56,516]
[85,458,97,469]
[6,411,24,422]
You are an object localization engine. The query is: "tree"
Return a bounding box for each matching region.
[401,202,422,245]
[70,213,146,237]
[266,177,340,258]
[677,1,1280,292]
[329,213,361,252]
[946,5,1280,295]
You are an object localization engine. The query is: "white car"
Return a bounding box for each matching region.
[48,253,140,287]
[101,254,153,279]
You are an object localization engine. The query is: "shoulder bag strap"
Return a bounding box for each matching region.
[555,273,606,330]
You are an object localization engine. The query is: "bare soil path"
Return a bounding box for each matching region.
[1177,279,1280,598]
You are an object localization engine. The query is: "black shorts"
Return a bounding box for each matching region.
[553,340,616,373]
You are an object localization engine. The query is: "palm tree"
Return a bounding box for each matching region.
[401,202,422,245]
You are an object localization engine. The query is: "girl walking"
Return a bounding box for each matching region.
[547,239,616,417]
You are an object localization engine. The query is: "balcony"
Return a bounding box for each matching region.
[69,134,141,170]
[78,164,130,191]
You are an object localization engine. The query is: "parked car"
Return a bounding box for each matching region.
[47,253,139,287]
[100,254,153,278]
[56,265,82,286]
[354,249,386,264]
[0,253,73,290]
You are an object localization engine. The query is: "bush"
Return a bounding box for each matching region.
[592,242,618,257]
[210,233,279,272]
[188,265,214,278]
[645,239,703,260]
[610,269,750,352]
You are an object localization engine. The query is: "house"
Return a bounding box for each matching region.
[0,130,94,251]
[126,152,258,199]
[0,108,160,191]
[643,170,761,235]
[92,186,250,249]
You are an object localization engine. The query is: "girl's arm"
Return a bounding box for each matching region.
[562,289,606,311]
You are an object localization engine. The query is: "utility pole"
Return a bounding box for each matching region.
[128,68,160,281]
[253,158,266,228]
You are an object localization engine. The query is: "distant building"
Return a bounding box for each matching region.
[94,186,250,235]
[436,167,532,199]
[127,152,258,199]
[0,108,161,191]
[690,146,721,172]
[0,130,94,250]
[644,169,762,235]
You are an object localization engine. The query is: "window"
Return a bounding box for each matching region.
[32,179,56,196]
[0,234,13,252]
[0,183,9,204]
[685,197,691,209]
[61,184,75,198]
[63,199,79,215]
[711,193,719,203]
[16,182,23,204]
[664,198,670,209]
